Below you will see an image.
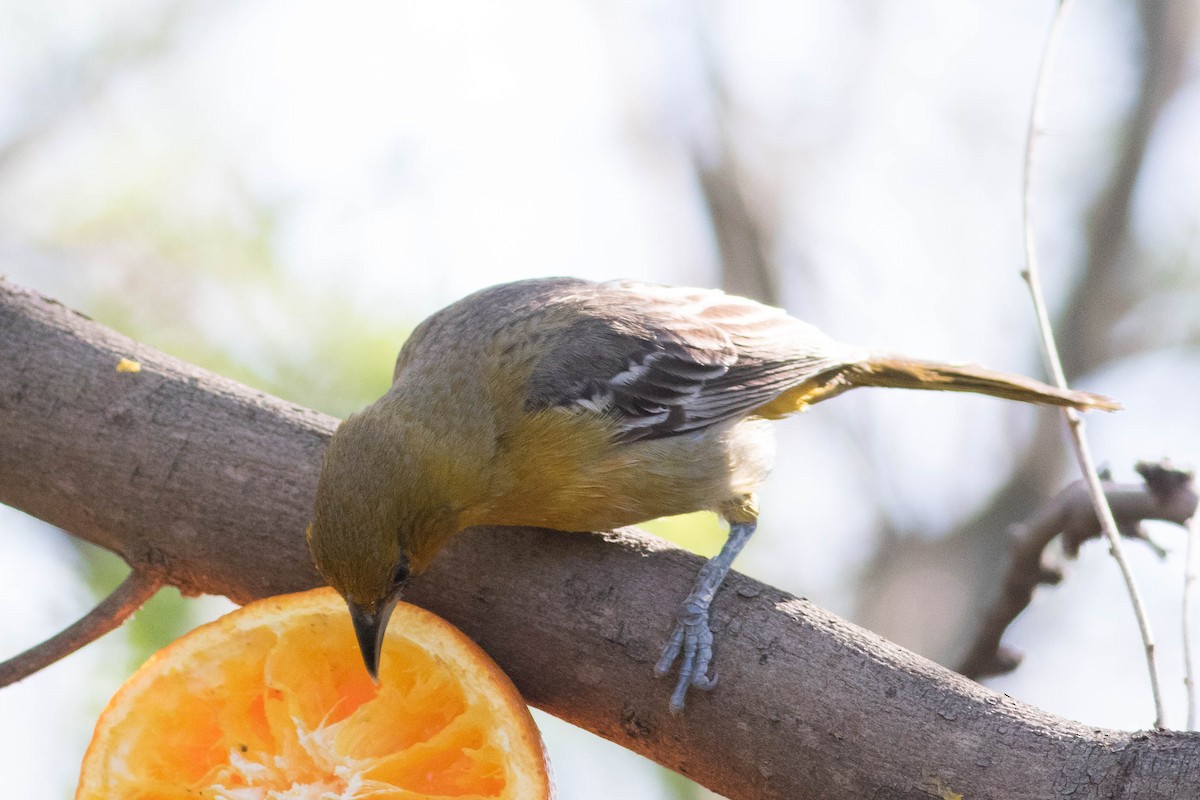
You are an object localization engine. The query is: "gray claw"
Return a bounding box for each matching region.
[658,603,719,713]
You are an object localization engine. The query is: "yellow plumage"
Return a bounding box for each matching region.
[306,277,1117,708]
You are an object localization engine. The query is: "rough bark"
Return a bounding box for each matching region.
[2,276,1198,799]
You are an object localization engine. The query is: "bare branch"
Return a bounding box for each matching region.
[0,567,165,688]
[959,461,1197,680]
[856,0,1196,672]
[1019,0,1165,727]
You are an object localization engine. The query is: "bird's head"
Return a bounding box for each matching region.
[307,403,463,681]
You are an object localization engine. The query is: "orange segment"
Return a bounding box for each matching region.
[76,588,552,800]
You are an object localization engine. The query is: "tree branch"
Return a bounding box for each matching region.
[2,276,1199,798]
[959,461,1197,680]
[1019,0,1165,728]
[0,567,165,687]
[855,0,1197,672]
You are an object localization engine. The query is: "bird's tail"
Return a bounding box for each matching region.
[837,355,1120,411]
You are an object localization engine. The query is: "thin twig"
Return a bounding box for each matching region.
[0,567,165,687]
[1186,511,1200,729]
[1019,0,1166,728]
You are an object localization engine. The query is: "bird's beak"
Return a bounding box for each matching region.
[348,595,400,684]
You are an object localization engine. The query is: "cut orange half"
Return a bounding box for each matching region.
[76,587,552,799]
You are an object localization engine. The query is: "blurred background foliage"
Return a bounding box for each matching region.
[1,1,1198,798]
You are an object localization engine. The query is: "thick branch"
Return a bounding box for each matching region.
[2,276,1199,798]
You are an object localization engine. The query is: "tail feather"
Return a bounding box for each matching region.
[842,356,1119,411]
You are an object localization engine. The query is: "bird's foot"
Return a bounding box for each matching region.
[653,519,755,713]
[654,596,718,714]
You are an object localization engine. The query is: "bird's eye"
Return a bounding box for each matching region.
[390,558,410,592]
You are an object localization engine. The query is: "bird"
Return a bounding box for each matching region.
[306,277,1117,712]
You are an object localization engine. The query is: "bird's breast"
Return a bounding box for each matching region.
[474,410,775,532]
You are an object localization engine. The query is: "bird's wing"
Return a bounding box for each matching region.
[525,281,861,442]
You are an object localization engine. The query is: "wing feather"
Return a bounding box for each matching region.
[525,280,863,442]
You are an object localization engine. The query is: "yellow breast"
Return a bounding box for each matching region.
[473,409,775,532]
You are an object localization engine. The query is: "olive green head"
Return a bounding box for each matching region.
[307,405,459,680]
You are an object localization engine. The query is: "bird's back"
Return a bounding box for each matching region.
[390,277,863,442]
[327,277,1116,563]
[377,278,861,531]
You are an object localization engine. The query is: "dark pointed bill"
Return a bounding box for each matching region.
[348,596,399,683]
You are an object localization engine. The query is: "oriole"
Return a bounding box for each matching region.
[307,277,1116,712]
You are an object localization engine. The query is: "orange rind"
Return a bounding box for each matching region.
[76,588,552,799]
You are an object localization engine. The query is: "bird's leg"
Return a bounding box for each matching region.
[655,519,756,713]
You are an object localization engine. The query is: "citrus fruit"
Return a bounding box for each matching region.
[76,588,552,799]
